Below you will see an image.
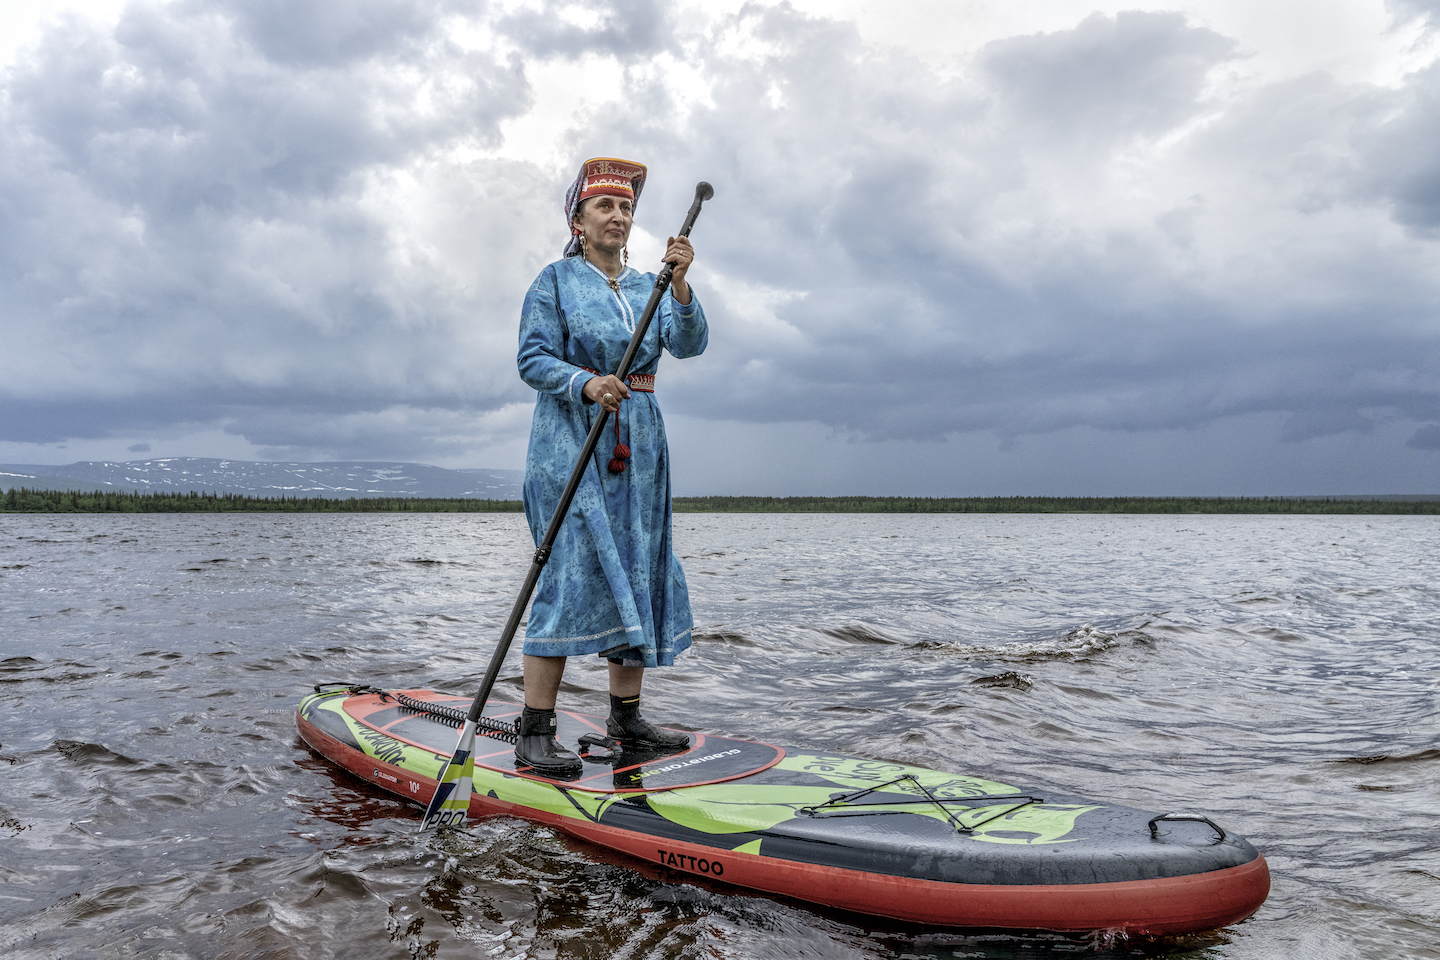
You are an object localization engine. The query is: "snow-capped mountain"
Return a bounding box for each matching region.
[0,459,522,499]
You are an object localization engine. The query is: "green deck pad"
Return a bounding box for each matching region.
[480,770,627,822]
[777,753,1020,797]
[646,784,859,834]
[644,781,1099,844]
[960,804,1099,844]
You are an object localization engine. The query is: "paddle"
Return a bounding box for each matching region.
[420,181,715,832]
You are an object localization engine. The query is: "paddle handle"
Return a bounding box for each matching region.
[465,182,715,724]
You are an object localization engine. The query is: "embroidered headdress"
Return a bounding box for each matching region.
[563,156,647,257]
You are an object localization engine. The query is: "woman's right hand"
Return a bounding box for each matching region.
[583,375,630,413]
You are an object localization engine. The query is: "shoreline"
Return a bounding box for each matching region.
[5,488,1439,514]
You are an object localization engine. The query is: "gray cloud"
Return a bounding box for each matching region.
[217,0,445,67]
[594,6,1440,453]
[496,0,676,61]
[1365,63,1440,232]
[1408,423,1440,449]
[2,1,1439,486]
[975,11,1235,145]
[1390,0,1440,26]
[0,0,542,459]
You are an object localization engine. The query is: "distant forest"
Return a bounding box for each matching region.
[672,495,1440,514]
[4,487,1439,514]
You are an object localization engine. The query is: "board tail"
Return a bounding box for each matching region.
[418,719,477,832]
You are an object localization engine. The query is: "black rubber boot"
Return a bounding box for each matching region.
[607,694,690,753]
[514,706,582,778]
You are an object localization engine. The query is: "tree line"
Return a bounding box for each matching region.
[4,487,1438,514]
[670,495,1440,514]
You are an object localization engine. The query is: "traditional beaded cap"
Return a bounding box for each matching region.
[563,157,647,257]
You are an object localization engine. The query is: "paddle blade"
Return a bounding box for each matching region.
[418,720,476,832]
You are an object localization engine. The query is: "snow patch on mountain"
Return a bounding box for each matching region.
[0,459,522,499]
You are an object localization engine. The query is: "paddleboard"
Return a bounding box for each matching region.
[296,684,1269,935]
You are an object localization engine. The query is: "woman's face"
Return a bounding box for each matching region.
[573,195,634,254]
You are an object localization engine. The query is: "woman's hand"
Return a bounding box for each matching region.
[664,235,694,304]
[583,374,630,413]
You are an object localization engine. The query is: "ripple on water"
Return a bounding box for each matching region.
[1,512,1439,959]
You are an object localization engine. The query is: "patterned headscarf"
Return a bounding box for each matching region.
[563,157,647,257]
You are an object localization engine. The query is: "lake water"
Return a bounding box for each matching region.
[1,513,1437,959]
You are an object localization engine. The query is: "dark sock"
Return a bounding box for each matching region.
[609,693,640,726]
[519,705,558,736]
[514,705,580,777]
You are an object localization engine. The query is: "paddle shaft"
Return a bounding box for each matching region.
[464,182,714,726]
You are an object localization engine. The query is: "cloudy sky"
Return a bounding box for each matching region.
[3,0,1440,495]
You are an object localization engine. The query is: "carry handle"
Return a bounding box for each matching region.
[1148,812,1227,843]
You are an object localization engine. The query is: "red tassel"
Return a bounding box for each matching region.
[607,402,630,473]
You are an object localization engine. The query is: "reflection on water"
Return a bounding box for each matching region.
[2,513,1438,959]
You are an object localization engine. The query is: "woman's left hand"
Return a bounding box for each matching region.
[665,235,694,304]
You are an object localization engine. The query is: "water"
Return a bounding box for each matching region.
[1,513,1437,959]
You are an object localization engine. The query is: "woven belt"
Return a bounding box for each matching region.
[582,368,655,393]
[578,368,648,475]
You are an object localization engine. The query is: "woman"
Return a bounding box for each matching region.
[514,157,706,776]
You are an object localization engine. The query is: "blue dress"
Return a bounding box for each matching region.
[518,256,708,667]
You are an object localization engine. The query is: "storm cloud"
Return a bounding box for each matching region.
[1,0,543,459]
[630,7,1440,449]
[3,0,1439,492]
